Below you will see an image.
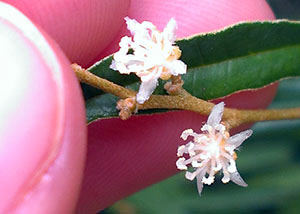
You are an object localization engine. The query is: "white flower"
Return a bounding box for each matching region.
[110,17,187,104]
[176,102,253,196]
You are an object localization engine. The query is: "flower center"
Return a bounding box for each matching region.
[207,139,221,158]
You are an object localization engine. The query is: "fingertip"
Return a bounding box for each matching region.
[0,2,86,212]
[3,0,131,67]
[98,0,274,58]
[128,0,274,36]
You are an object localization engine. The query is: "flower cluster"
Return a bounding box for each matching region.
[110,17,187,104]
[176,102,253,196]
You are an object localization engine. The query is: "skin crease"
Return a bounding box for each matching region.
[0,0,278,213]
[0,2,86,213]
[76,0,277,213]
[1,0,131,67]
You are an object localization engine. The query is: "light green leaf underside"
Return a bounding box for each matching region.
[85,20,300,122]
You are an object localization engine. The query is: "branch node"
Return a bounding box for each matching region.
[164,75,184,95]
[117,97,137,120]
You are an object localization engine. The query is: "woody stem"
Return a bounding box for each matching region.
[73,64,300,129]
[72,64,135,99]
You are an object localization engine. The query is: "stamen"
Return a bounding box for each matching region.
[192,161,203,168]
[181,129,194,140]
[227,159,237,173]
[177,145,187,157]
[222,172,230,183]
[176,158,187,170]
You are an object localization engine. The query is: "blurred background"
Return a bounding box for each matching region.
[103,0,300,213]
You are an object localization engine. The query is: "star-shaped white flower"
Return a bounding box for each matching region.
[176,102,253,196]
[110,17,187,104]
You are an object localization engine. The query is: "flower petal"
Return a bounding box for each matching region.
[228,129,253,148]
[196,179,204,197]
[196,167,207,196]
[126,17,156,41]
[109,60,117,70]
[207,102,225,127]
[140,20,157,31]
[162,18,177,43]
[124,17,140,36]
[110,61,131,74]
[164,60,187,76]
[230,171,248,187]
[136,77,158,104]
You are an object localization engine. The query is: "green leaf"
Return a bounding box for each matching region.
[267,0,300,20]
[85,20,300,122]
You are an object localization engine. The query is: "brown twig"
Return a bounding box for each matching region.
[72,64,135,99]
[73,64,300,128]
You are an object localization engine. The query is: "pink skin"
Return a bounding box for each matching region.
[98,0,275,59]
[0,2,86,213]
[77,0,277,213]
[2,0,131,67]
[0,0,277,213]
